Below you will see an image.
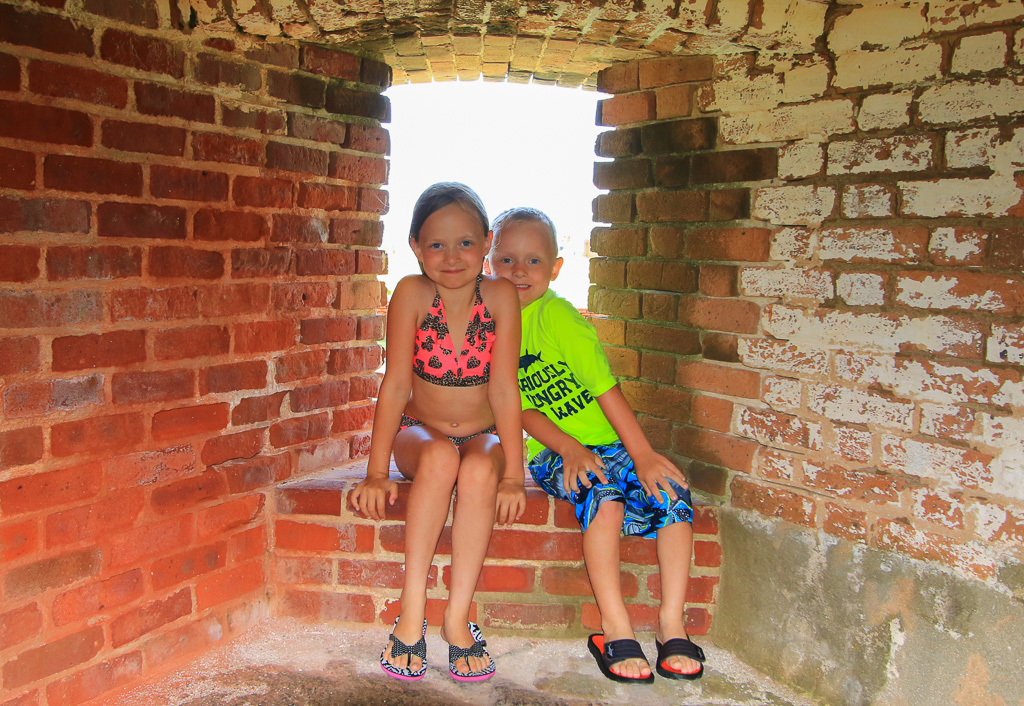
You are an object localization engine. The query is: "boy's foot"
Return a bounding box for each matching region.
[440,620,493,679]
[655,633,704,679]
[587,634,655,684]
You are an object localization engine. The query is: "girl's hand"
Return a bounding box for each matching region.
[350,475,398,521]
[560,441,609,495]
[495,480,526,526]
[633,450,689,500]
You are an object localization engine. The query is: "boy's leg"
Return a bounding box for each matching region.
[388,428,462,671]
[445,434,502,675]
[655,520,701,675]
[584,501,651,680]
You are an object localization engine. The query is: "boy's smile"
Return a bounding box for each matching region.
[487,220,563,309]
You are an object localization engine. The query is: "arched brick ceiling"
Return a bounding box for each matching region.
[188,0,831,87]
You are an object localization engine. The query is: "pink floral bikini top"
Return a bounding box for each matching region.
[412,275,495,387]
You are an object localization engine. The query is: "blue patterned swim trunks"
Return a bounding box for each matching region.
[528,442,693,537]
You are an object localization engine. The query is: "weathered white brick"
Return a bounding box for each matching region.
[928,227,988,266]
[858,91,914,132]
[769,227,814,261]
[978,414,1024,500]
[987,323,1024,364]
[946,127,1024,171]
[900,177,1023,217]
[952,32,1008,74]
[912,486,966,530]
[895,273,1023,314]
[808,383,914,431]
[876,518,997,582]
[706,73,783,113]
[741,267,834,302]
[830,424,873,463]
[829,5,928,53]
[920,403,976,442]
[737,406,822,450]
[918,79,1024,124]
[834,44,942,90]
[928,0,1024,31]
[753,185,836,225]
[720,100,855,144]
[842,184,893,218]
[738,337,828,376]
[827,136,933,175]
[745,0,828,51]
[752,446,798,480]
[778,140,823,180]
[818,226,928,263]
[972,501,1024,544]
[764,375,802,411]
[881,435,993,489]
[837,272,885,306]
[1016,28,1024,63]
[763,304,984,355]
[782,63,829,103]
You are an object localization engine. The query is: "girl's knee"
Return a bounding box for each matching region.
[415,440,461,480]
[456,453,501,491]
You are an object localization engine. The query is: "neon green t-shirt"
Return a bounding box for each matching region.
[520,288,619,461]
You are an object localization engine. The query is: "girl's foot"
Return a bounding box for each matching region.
[440,617,493,678]
[382,614,427,675]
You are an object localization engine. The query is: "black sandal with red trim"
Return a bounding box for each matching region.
[586,634,655,684]
[655,637,705,680]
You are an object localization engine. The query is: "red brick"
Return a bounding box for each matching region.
[151,165,229,202]
[678,297,760,334]
[141,615,225,669]
[0,690,39,706]
[275,519,373,552]
[51,570,144,626]
[290,112,348,144]
[641,117,716,153]
[111,588,191,648]
[0,245,39,282]
[0,196,92,235]
[28,59,128,108]
[4,549,101,600]
[295,182,357,211]
[731,477,816,527]
[823,502,867,541]
[699,265,739,298]
[325,86,390,121]
[300,316,358,345]
[337,558,436,589]
[2,627,104,690]
[197,493,265,538]
[233,175,293,207]
[636,190,709,222]
[0,603,43,651]
[690,395,734,433]
[672,425,756,472]
[218,453,291,493]
[267,70,326,108]
[0,99,91,146]
[597,61,639,94]
[201,360,268,395]
[291,381,349,413]
[195,54,261,90]
[149,246,224,279]
[266,142,329,175]
[639,56,713,88]
[222,104,287,133]
[344,123,389,154]
[229,524,266,562]
[625,322,701,355]
[692,540,722,568]
[109,516,192,568]
[441,564,533,593]
[232,392,287,425]
[358,189,389,216]
[194,209,268,242]
[598,92,655,127]
[84,0,159,27]
[101,119,186,156]
[988,227,1024,269]
[0,146,35,190]
[155,325,230,361]
[378,597,475,628]
[198,282,271,317]
[803,464,906,504]
[0,5,94,57]
[273,555,332,585]
[271,213,329,244]
[692,506,718,535]
[196,560,265,610]
[541,566,637,597]
[234,320,296,353]
[46,245,141,281]
[596,127,642,159]
[0,51,18,91]
[98,202,187,239]
[112,369,194,404]
[301,44,360,79]
[294,250,356,278]
[485,529,583,561]
[108,446,194,491]
[360,57,390,87]
[52,412,144,457]
[193,131,263,165]
[46,491,145,547]
[52,330,145,372]
[0,462,102,516]
[135,82,215,122]
[150,542,227,591]
[230,248,292,278]
[483,603,576,631]
[0,337,40,375]
[44,154,143,196]
[45,652,143,706]
[276,350,328,383]
[655,83,696,119]
[328,347,367,376]
[0,289,101,330]
[0,518,38,563]
[676,361,760,398]
[693,148,777,185]
[283,590,375,623]
[270,412,331,447]
[273,282,335,311]
[875,519,994,581]
[152,403,230,441]
[329,154,388,185]
[110,286,198,321]
[151,469,228,515]
[687,227,772,261]
[202,429,264,466]
[278,481,344,515]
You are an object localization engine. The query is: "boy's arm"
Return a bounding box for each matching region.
[595,384,689,498]
[524,409,609,492]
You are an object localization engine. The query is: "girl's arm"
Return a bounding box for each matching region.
[483,276,526,524]
[351,277,422,520]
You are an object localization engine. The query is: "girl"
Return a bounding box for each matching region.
[350,182,526,683]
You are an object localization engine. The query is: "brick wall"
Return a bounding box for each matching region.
[0,4,388,703]
[592,10,1024,592]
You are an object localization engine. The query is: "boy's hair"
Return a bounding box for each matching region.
[409,182,488,242]
[491,207,559,253]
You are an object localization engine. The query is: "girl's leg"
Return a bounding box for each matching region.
[386,427,461,671]
[443,434,502,676]
[584,501,651,680]
[655,520,700,674]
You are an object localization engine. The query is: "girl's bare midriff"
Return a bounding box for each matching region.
[404,377,496,434]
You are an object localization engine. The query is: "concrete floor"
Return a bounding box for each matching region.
[115,618,820,705]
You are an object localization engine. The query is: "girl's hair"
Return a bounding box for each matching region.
[409,182,489,242]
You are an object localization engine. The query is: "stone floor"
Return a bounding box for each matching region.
[114,618,819,705]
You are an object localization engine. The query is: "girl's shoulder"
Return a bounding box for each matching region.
[478,274,519,310]
[393,274,435,301]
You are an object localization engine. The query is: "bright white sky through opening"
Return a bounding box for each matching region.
[381,80,606,309]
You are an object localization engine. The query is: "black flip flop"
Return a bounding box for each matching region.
[587,634,655,684]
[655,637,705,680]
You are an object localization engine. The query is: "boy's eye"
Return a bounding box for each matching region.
[529,258,540,265]
[461,240,473,247]
[501,258,512,264]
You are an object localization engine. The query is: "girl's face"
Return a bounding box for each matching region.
[410,203,491,289]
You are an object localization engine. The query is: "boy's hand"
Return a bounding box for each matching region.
[633,450,689,501]
[350,475,398,521]
[495,479,527,526]
[560,440,609,494]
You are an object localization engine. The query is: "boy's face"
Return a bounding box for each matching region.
[487,220,563,309]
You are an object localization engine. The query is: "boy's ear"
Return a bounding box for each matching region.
[550,257,564,281]
[482,258,492,275]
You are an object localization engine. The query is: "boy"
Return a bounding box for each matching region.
[486,208,705,683]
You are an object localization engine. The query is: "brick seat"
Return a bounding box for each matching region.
[271,459,720,637]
